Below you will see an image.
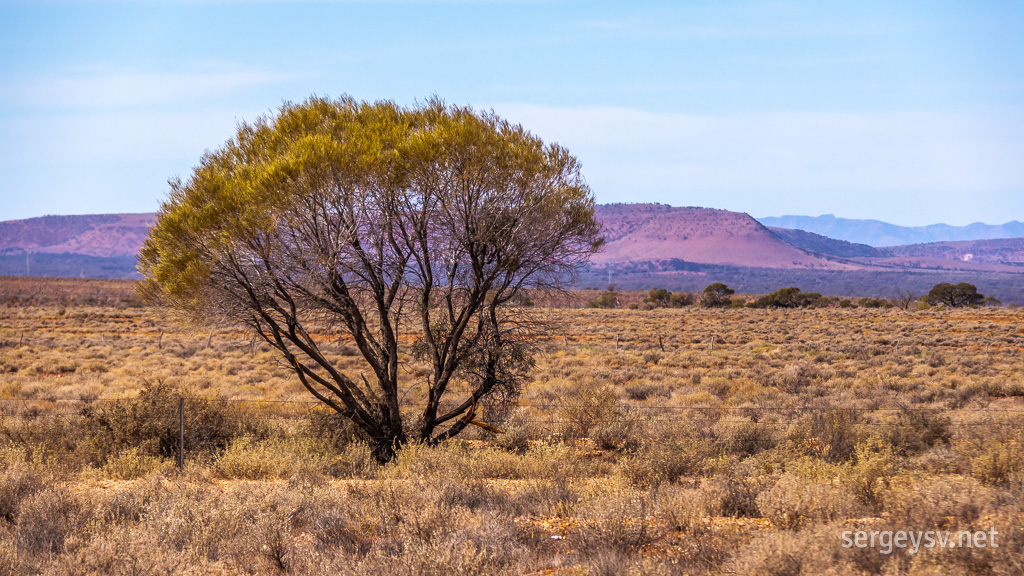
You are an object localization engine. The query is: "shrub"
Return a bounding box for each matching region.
[16,488,85,557]
[749,287,824,309]
[587,291,619,309]
[700,283,734,308]
[786,409,864,463]
[79,380,242,464]
[0,460,45,522]
[858,297,893,309]
[573,482,662,554]
[756,475,862,530]
[101,447,175,480]
[559,381,621,440]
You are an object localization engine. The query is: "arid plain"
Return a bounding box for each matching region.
[0,277,1022,575]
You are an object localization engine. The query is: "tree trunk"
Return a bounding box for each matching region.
[370,433,405,464]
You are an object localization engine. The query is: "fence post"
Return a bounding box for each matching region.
[178,398,185,471]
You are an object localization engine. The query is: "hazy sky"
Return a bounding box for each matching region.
[1,0,1022,226]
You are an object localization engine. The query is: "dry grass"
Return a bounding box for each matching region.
[0,277,1022,574]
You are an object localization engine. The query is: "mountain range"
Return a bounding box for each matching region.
[757,214,1024,247]
[2,206,1023,302]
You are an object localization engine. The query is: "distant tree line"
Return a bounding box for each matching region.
[586,281,1002,310]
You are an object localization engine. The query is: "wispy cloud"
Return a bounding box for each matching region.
[0,66,298,109]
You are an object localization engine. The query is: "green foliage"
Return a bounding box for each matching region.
[137,95,603,461]
[587,290,619,309]
[642,288,694,309]
[925,282,985,307]
[700,282,735,308]
[749,287,825,309]
[858,297,893,308]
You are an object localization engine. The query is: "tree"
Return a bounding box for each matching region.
[925,283,984,308]
[138,96,603,463]
[894,290,919,311]
[749,287,823,309]
[700,283,734,308]
[643,288,693,309]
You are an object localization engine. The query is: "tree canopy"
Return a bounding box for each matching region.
[925,283,985,308]
[700,283,734,308]
[138,96,603,462]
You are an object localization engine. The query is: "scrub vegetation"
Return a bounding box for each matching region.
[0,277,1022,575]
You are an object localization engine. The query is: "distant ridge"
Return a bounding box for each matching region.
[1,207,1023,304]
[767,227,883,258]
[758,214,1024,247]
[0,213,154,258]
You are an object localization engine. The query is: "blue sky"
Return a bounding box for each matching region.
[1,1,1021,226]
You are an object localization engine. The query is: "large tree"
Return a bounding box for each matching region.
[139,96,603,462]
[925,282,984,308]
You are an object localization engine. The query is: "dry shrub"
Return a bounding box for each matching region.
[755,475,862,530]
[786,409,864,463]
[653,484,706,536]
[40,530,182,576]
[326,442,378,479]
[623,380,671,401]
[0,460,46,522]
[957,424,1023,486]
[733,522,886,576]
[16,488,86,557]
[559,380,621,440]
[101,447,175,480]
[573,481,663,554]
[491,410,542,454]
[305,408,366,451]
[314,508,372,555]
[877,408,952,456]
[771,362,827,393]
[717,421,779,457]
[0,412,84,473]
[883,476,998,530]
[79,380,242,464]
[214,435,332,480]
[381,441,530,482]
[702,475,774,518]
[652,484,729,572]
[842,437,904,510]
[618,439,717,487]
[505,477,580,518]
[590,409,642,451]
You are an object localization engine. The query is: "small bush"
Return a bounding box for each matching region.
[16,488,84,557]
[756,475,862,530]
[0,460,45,522]
[573,482,662,554]
[79,380,242,464]
[101,447,175,480]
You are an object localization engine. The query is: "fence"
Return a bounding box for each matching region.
[1,395,1022,470]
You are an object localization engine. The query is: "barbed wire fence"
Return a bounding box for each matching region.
[1,396,1022,470]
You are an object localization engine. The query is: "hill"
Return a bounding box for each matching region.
[594,204,861,270]
[1,207,1023,303]
[0,213,154,258]
[766,227,883,258]
[758,214,1024,247]
[884,238,1024,265]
